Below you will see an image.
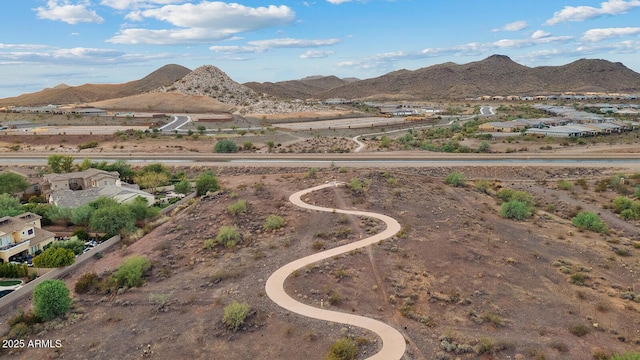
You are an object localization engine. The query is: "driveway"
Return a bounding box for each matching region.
[265,182,406,360]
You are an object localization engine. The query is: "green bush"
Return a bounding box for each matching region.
[33,280,72,321]
[196,171,220,196]
[49,238,85,256]
[612,353,640,360]
[500,200,532,220]
[113,256,151,288]
[214,139,238,153]
[33,247,75,268]
[325,338,359,360]
[222,301,250,330]
[263,215,285,230]
[227,199,248,216]
[216,226,241,248]
[558,180,573,190]
[174,179,192,195]
[444,171,465,187]
[572,212,609,233]
[569,324,589,337]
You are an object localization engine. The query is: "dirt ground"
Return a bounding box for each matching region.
[1,164,639,360]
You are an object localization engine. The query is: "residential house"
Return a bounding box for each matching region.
[0,212,55,263]
[43,168,121,194]
[478,120,528,133]
[3,168,44,199]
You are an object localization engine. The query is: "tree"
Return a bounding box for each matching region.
[134,171,169,193]
[33,280,72,321]
[572,211,609,233]
[90,205,136,236]
[71,204,94,225]
[0,172,29,195]
[113,256,151,288]
[214,139,238,153]
[48,238,85,256]
[222,301,250,330]
[174,179,192,195]
[0,193,22,217]
[196,171,220,196]
[33,247,75,267]
[77,158,93,171]
[126,196,159,220]
[47,155,74,173]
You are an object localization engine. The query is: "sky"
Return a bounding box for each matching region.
[2,0,640,98]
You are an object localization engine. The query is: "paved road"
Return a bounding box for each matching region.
[265,182,406,360]
[159,115,190,132]
[480,106,494,116]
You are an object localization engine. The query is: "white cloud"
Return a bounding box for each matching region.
[0,45,175,66]
[326,0,354,4]
[300,50,334,59]
[248,38,340,48]
[139,2,294,29]
[34,0,104,24]
[100,0,184,11]
[582,27,640,41]
[545,0,640,25]
[210,38,340,53]
[108,2,296,44]
[531,30,551,39]
[493,20,528,32]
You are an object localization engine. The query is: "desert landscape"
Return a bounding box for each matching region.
[0,56,640,360]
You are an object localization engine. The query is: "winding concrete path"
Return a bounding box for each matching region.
[265,182,406,360]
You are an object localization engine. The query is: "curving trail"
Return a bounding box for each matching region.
[265,182,406,360]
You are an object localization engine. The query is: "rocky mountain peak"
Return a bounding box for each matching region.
[155,65,259,106]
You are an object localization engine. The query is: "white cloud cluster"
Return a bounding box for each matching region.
[210,38,340,54]
[35,0,104,24]
[492,20,528,32]
[545,0,640,25]
[108,2,296,44]
[300,50,334,59]
[582,27,640,41]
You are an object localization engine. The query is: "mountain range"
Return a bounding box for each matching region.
[2,55,640,109]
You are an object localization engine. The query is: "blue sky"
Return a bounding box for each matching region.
[2,0,640,98]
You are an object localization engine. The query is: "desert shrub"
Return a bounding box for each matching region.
[569,324,590,337]
[613,196,633,213]
[33,247,75,268]
[572,212,608,233]
[558,180,573,190]
[195,171,220,196]
[214,139,238,153]
[227,199,247,216]
[75,272,101,294]
[222,301,250,330]
[174,179,191,194]
[444,171,465,187]
[347,177,371,195]
[216,226,240,248]
[33,280,72,321]
[474,179,491,194]
[325,338,359,360]
[306,167,318,178]
[500,200,532,220]
[612,353,640,360]
[113,256,151,288]
[263,215,285,231]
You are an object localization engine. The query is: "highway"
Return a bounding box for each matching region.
[1,152,640,169]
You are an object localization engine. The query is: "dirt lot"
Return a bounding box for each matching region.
[1,164,639,360]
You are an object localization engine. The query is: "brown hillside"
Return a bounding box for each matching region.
[244,75,352,100]
[317,55,640,100]
[0,64,191,107]
[86,92,234,113]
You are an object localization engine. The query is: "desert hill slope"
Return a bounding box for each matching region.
[3,55,640,107]
[0,64,191,107]
[316,55,640,100]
